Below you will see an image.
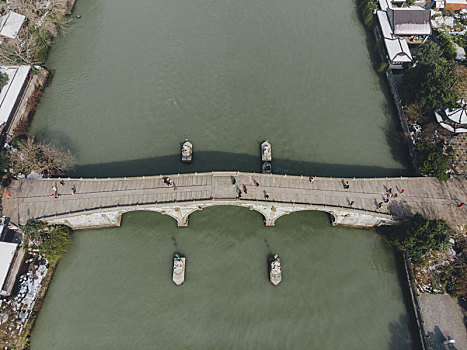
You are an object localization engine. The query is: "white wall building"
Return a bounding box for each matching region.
[0,65,31,133]
[0,11,26,40]
[0,241,19,296]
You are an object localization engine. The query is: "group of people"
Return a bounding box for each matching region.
[51,181,76,198]
[163,177,177,190]
[377,187,404,209]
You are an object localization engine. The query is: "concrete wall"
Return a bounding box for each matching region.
[45,200,399,230]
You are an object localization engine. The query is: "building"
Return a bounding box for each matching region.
[0,241,20,296]
[387,7,431,43]
[0,11,26,40]
[377,11,413,69]
[435,99,467,133]
[0,66,31,136]
[444,0,467,11]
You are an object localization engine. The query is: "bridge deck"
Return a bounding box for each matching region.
[3,172,466,229]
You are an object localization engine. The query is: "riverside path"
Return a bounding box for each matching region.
[2,172,466,231]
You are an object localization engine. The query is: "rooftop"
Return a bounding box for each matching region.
[0,65,31,126]
[0,12,26,40]
[0,241,18,292]
[389,7,432,35]
[377,11,413,64]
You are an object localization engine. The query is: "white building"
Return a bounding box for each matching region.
[0,11,26,40]
[0,65,31,134]
[377,11,413,69]
[435,99,467,133]
[0,241,19,296]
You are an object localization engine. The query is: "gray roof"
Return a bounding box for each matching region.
[388,8,431,35]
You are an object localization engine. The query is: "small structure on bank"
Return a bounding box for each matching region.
[376,11,413,69]
[0,65,31,138]
[0,241,19,296]
[172,253,186,286]
[181,139,192,163]
[435,99,467,133]
[0,11,25,40]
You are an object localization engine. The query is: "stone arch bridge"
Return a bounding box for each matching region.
[2,172,466,231]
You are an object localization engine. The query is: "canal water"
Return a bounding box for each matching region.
[29,0,414,349]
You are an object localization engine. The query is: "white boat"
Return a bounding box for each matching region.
[261,140,272,162]
[172,254,186,286]
[181,140,192,162]
[269,254,281,286]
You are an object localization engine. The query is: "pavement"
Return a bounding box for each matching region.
[418,293,467,350]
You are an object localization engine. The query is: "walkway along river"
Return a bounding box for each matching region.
[26,0,421,349]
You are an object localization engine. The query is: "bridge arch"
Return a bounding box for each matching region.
[43,200,392,231]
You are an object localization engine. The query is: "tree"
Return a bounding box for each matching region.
[9,137,75,176]
[415,41,442,66]
[39,225,72,263]
[405,58,461,110]
[387,214,450,264]
[9,0,69,38]
[437,31,457,61]
[23,220,47,241]
[0,30,49,65]
[415,141,454,181]
[358,0,377,27]
[0,71,9,90]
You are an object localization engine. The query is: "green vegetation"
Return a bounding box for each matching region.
[385,214,450,264]
[436,30,457,61]
[404,56,461,111]
[358,0,377,27]
[23,221,73,264]
[415,141,454,181]
[415,41,442,66]
[1,136,75,177]
[0,71,9,90]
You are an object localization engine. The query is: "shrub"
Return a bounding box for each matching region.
[358,0,378,27]
[415,141,454,181]
[386,214,450,264]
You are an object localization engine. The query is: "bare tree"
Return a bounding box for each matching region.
[9,0,69,38]
[10,137,75,176]
[0,31,46,65]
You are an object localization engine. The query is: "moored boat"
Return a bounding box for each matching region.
[262,161,272,174]
[181,140,192,162]
[173,253,186,286]
[261,140,272,162]
[269,254,281,286]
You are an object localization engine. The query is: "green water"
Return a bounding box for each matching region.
[32,210,413,349]
[28,0,415,349]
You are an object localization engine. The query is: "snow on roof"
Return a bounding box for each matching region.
[0,12,26,39]
[0,65,31,126]
[446,100,467,124]
[377,11,413,64]
[0,241,17,291]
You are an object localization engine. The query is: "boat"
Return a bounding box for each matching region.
[262,161,272,174]
[261,140,272,162]
[172,253,186,286]
[181,140,192,163]
[269,254,281,286]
